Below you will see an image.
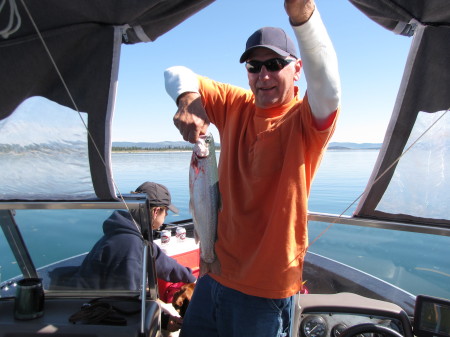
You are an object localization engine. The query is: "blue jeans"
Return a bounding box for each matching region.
[180,274,294,337]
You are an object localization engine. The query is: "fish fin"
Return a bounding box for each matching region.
[216,179,222,212]
[194,228,200,244]
[199,257,221,277]
[189,198,194,215]
[218,190,222,212]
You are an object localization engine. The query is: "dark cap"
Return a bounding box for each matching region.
[135,182,179,214]
[239,27,298,63]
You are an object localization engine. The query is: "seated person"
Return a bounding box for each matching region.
[73,181,196,289]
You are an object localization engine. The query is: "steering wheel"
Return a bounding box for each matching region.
[339,323,404,337]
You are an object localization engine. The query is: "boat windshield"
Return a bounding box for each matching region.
[308,219,450,300]
[306,145,450,301]
[0,208,150,296]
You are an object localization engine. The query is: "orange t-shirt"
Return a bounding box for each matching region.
[199,76,337,299]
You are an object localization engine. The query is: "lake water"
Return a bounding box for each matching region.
[111,150,450,299]
[3,150,450,300]
[111,150,372,222]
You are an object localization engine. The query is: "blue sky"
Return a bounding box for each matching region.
[112,0,412,144]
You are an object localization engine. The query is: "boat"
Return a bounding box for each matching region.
[0,0,449,336]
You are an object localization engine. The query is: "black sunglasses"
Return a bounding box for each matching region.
[245,58,294,74]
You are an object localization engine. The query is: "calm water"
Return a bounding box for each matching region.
[3,150,450,300]
[111,150,450,299]
[112,150,372,222]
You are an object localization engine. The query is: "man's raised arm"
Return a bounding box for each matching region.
[285,0,341,129]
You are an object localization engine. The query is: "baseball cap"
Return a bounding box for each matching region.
[135,182,179,214]
[239,27,298,63]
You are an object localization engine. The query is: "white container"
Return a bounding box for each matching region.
[161,230,171,246]
[175,227,186,243]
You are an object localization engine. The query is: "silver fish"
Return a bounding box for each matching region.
[189,133,220,265]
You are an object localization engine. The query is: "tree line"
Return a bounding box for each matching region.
[112,146,196,152]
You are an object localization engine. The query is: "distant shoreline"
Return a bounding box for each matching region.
[111,147,381,153]
[112,149,193,153]
[327,147,381,151]
[112,142,382,152]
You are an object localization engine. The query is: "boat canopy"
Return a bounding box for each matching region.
[0,0,449,233]
[350,0,450,229]
[0,0,213,201]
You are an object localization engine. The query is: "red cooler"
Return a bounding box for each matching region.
[155,237,200,303]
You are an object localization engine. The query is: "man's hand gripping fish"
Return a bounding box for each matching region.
[189,133,221,274]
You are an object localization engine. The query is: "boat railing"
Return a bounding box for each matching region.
[308,212,450,237]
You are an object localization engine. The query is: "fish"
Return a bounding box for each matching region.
[189,132,220,266]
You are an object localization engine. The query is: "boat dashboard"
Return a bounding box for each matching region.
[297,293,413,337]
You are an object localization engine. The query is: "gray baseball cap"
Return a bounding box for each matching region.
[239,27,298,63]
[135,182,179,213]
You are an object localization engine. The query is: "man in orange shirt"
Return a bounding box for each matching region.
[164,0,340,336]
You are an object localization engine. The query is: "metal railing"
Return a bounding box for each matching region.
[308,212,450,237]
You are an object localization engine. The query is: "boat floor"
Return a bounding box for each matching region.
[0,297,159,337]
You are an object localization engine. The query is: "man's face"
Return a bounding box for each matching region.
[246,48,301,109]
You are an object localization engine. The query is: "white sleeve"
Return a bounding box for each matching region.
[292,9,341,120]
[164,66,200,103]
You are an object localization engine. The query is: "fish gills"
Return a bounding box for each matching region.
[189,133,220,264]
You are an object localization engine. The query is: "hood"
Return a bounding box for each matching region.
[103,210,142,237]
